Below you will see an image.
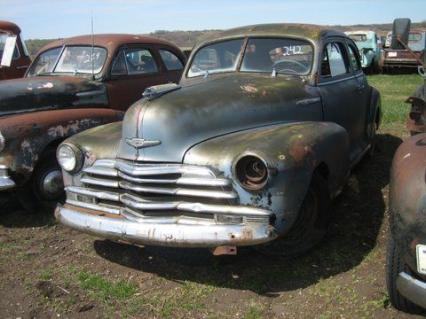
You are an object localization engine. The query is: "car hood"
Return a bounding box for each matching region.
[118,73,322,162]
[0,76,108,116]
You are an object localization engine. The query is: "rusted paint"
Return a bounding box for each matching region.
[0,21,31,81]
[0,108,123,186]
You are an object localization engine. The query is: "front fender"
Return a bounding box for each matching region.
[390,133,426,273]
[183,121,350,235]
[0,108,123,186]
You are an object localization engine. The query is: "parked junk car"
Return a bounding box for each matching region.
[0,20,31,80]
[0,34,185,209]
[380,19,425,71]
[345,31,381,72]
[386,19,426,314]
[55,24,381,256]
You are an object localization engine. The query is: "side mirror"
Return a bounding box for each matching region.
[391,18,411,50]
[0,35,17,67]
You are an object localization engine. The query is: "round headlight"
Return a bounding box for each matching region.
[235,155,268,191]
[57,144,83,173]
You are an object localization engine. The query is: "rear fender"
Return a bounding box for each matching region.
[184,121,350,235]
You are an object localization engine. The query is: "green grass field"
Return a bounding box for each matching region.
[368,74,423,125]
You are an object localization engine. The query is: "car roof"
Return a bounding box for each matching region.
[197,23,346,45]
[38,34,179,54]
[0,20,21,35]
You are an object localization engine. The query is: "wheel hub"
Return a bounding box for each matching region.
[41,170,63,199]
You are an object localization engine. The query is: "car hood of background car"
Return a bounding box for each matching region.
[0,76,108,117]
[118,73,322,162]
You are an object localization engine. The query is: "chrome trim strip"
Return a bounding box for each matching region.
[396,272,426,309]
[66,186,119,201]
[56,205,277,247]
[119,193,271,216]
[81,176,119,188]
[117,171,230,187]
[65,199,120,215]
[119,180,237,199]
[84,166,118,177]
[115,160,214,177]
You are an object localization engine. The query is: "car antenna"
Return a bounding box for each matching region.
[91,12,95,80]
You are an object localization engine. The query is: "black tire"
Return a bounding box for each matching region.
[17,149,64,213]
[255,171,331,257]
[386,235,425,314]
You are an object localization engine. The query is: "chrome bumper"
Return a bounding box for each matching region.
[0,165,15,190]
[396,272,426,309]
[55,205,277,248]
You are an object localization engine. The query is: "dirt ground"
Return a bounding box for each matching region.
[0,126,425,319]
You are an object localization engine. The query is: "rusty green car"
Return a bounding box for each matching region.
[55,24,381,256]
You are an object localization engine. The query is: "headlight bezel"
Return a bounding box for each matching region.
[233,153,269,191]
[57,143,84,174]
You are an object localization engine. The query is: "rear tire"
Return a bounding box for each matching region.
[255,171,331,257]
[386,235,425,314]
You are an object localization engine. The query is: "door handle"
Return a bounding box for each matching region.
[356,84,365,92]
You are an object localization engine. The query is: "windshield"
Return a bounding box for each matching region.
[187,37,313,78]
[27,46,107,77]
[349,34,368,42]
[188,39,244,77]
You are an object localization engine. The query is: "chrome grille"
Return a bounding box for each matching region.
[66,159,272,223]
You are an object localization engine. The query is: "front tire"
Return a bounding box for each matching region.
[386,235,425,314]
[17,149,64,212]
[255,171,331,257]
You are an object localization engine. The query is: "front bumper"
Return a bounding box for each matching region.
[55,204,277,248]
[0,165,15,190]
[397,272,426,309]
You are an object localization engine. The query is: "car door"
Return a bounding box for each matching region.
[346,40,371,150]
[105,45,168,111]
[317,39,366,163]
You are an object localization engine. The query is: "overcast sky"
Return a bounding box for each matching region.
[2,0,426,39]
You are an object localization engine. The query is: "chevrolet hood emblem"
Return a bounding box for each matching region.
[125,138,161,149]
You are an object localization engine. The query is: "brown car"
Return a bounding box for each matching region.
[0,20,32,80]
[0,33,185,210]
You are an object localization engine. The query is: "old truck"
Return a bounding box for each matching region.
[0,20,31,80]
[386,19,426,314]
[55,24,381,256]
[0,34,185,209]
[380,19,425,71]
[345,31,381,72]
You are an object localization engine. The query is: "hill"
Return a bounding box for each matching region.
[25,21,426,56]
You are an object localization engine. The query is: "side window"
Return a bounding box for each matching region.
[12,44,20,60]
[347,44,361,72]
[159,49,183,71]
[321,42,349,78]
[125,48,158,75]
[111,50,127,75]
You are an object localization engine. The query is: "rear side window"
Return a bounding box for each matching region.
[321,42,348,77]
[125,48,158,75]
[111,48,159,75]
[347,44,361,72]
[159,49,183,71]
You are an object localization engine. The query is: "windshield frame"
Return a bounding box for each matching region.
[186,35,315,79]
[26,44,109,78]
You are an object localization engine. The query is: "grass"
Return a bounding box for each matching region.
[367,74,423,125]
[77,271,137,301]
